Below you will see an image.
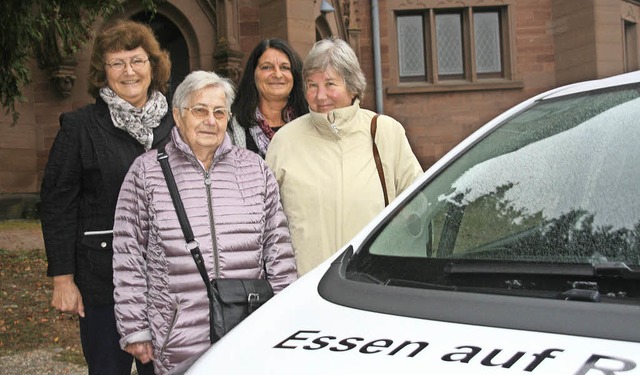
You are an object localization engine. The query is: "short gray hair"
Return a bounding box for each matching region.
[303,37,366,101]
[172,70,236,115]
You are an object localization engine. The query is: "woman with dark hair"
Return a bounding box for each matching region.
[228,38,308,157]
[40,20,173,374]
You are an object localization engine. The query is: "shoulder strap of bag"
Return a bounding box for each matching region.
[157,146,216,343]
[371,114,389,207]
[157,146,194,243]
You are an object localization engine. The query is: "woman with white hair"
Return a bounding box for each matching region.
[112,70,297,374]
[266,38,423,275]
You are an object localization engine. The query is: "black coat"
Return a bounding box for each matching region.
[40,97,174,305]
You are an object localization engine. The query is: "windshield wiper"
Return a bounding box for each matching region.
[593,262,640,279]
[558,281,601,302]
[445,261,640,280]
[445,262,591,275]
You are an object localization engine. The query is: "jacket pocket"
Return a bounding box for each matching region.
[80,231,114,282]
[159,301,181,361]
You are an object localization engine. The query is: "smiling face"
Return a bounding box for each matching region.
[254,48,294,103]
[174,86,229,167]
[304,67,355,114]
[104,46,152,108]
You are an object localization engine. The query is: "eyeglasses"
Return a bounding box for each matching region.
[105,58,149,71]
[183,106,229,120]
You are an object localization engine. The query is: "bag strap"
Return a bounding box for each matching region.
[157,146,195,243]
[157,146,217,344]
[371,114,389,207]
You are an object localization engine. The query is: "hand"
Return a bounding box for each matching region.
[51,274,85,317]
[125,341,155,364]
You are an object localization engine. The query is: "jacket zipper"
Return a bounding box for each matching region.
[159,300,181,358]
[204,171,221,278]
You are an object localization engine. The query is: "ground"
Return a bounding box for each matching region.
[0,220,86,372]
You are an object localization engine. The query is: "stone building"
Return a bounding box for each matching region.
[0,0,639,218]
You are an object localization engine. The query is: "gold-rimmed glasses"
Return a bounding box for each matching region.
[105,58,149,71]
[183,106,229,120]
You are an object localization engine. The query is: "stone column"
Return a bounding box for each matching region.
[214,0,244,83]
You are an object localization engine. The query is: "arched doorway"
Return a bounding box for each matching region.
[131,12,189,104]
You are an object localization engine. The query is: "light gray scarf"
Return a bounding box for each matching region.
[99,87,168,150]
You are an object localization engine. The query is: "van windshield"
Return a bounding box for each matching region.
[346,84,640,301]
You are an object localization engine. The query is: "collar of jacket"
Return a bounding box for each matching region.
[94,96,127,138]
[170,127,233,172]
[308,99,361,139]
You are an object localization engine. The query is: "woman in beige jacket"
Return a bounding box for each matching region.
[266,38,423,275]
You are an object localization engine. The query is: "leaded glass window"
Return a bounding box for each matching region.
[436,13,464,76]
[398,15,426,77]
[395,6,510,84]
[474,12,502,74]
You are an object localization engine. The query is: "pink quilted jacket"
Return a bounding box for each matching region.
[113,128,297,374]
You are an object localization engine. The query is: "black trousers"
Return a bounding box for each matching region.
[79,304,155,375]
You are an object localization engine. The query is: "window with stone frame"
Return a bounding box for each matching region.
[393,4,516,90]
[623,19,639,72]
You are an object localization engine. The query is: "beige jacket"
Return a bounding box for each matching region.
[266,100,423,274]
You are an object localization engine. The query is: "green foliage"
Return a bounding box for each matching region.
[0,0,162,125]
[0,1,42,124]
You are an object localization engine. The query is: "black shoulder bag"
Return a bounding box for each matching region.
[157,146,274,344]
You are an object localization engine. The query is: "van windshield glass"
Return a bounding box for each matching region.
[346,84,640,301]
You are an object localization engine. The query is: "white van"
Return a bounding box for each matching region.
[181,71,640,374]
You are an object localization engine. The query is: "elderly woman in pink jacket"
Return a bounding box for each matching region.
[112,70,297,374]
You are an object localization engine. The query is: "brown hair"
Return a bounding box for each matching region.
[88,20,171,98]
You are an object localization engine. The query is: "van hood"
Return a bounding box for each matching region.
[182,254,640,374]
